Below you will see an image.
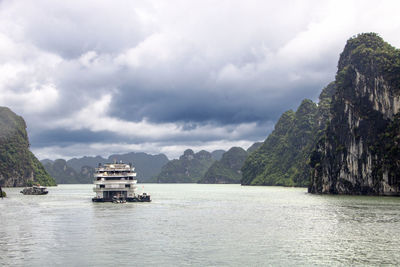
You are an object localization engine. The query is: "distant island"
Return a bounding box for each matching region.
[42,147,258,184]
[154,144,263,183]
[42,152,169,184]
[199,147,248,184]
[155,149,216,183]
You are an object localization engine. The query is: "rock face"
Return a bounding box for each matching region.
[0,107,56,187]
[156,149,215,183]
[309,33,400,195]
[199,147,248,184]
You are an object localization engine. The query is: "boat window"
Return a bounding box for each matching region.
[100,185,105,188]
[125,184,130,188]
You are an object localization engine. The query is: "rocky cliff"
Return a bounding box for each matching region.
[199,147,248,184]
[309,33,400,195]
[0,107,56,186]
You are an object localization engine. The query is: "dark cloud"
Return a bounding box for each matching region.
[110,81,326,125]
[30,129,119,147]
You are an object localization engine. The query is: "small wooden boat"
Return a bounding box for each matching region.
[20,185,48,195]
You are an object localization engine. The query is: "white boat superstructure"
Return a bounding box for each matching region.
[92,162,138,202]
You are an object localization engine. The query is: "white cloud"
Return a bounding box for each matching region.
[0,24,62,116]
[116,33,179,68]
[0,83,59,114]
[78,51,99,68]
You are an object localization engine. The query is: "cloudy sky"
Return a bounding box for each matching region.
[1,0,400,160]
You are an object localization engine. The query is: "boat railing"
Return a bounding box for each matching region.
[94,179,137,184]
[94,184,138,189]
[94,172,137,177]
[95,168,135,172]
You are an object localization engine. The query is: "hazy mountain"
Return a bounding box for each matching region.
[199,147,248,184]
[106,152,169,182]
[67,156,106,172]
[42,152,169,183]
[43,159,93,184]
[156,149,215,183]
[211,150,226,160]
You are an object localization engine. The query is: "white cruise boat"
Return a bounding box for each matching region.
[92,162,150,202]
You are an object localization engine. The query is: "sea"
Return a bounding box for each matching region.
[1,184,400,266]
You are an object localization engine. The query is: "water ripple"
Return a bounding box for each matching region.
[1,184,400,266]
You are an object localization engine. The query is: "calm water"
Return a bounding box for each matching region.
[1,184,400,266]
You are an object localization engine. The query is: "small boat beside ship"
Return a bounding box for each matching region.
[92,162,151,202]
[20,185,48,195]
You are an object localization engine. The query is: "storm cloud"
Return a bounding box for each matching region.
[1,0,400,159]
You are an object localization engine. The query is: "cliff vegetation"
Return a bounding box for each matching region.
[0,107,56,187]
[241,98,321,186]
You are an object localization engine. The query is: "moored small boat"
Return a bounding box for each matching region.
[20,185,48,195]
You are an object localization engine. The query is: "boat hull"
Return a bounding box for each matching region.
[20,187,49,195]
[21,192,48,195]
[92,195,151,202]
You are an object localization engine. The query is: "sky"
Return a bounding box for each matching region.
[1,0,400,160]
